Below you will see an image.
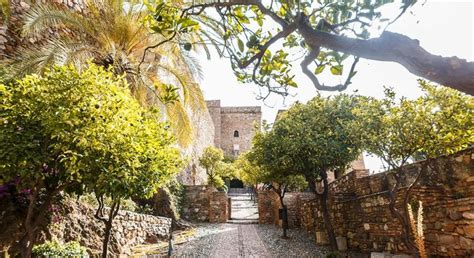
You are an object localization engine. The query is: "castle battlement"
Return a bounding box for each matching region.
[205,100,221,107]
[221,106,261,114]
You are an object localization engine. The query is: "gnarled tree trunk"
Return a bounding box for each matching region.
[308,171,337,251]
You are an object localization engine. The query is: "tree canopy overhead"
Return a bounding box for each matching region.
[149,0,474,96]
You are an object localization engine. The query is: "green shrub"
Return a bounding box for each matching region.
[76,193,138,212]
[33,240,88,257]
[164,178,185,218]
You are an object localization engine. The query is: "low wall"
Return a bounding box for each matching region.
[182,185,228,223]
[257,190,280,225]
[257,149,474,257]
[0,199,171,256]
[49,201,171,256]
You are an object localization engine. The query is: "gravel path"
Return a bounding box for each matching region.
[255,224,330,257]
[172,223,330,258]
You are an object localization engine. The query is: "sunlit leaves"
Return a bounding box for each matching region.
[250,94,364,181]
[0,64,182,200]
[314,65,325,75]
[237,38,245,52]
[356,81,473,168]
[167,0,417,95]
[330,65,343,75]
[198,146,235,189]
[145,1,199,37]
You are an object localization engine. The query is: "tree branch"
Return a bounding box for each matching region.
[239,21,297,68]
[298,21,474,95]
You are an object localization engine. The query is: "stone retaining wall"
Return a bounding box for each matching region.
[257,149,474,257]
[49,201,171,256]
[182,185,228,223]
[0,199,171,256]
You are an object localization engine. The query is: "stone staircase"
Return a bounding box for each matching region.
[227,188,259,224]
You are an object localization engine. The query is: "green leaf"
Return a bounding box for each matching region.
[330,65,343,75]
[237,38,245,52]
[315,65,325,75]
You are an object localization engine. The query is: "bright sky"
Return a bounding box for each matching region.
[195,0,474,173]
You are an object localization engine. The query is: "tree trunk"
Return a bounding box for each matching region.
[297,19,474,95]
[101,200,120,258]
[385,170,419,256]
[95,197,121,258]
[20,185,39,258]
[272,185,289,239]
[320,174,337,250]
[20,229,35,258]
[279,196,289,238]
[307,173,337,251]
[102,219,113,258]
[20,184,62,258]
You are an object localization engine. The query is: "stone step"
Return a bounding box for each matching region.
[227,219,259,224]
[227,188,252,194]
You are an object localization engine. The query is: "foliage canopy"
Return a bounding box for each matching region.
[0,64,182,256]
[146,0,474,95]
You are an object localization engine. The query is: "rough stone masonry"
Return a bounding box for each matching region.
[258,148,474,257]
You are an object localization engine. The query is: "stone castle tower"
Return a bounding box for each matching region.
[206,100,262,157]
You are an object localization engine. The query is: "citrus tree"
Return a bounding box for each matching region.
[1,0,206,146]
[198,146,225,190]
[246,130,307,238]
[235,152,264,200]
[252,94,364,248]
[0,64,182,258]
[145,0,474,96]
[355,81,474,256]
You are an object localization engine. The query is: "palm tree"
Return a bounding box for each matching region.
[2,0,207,146]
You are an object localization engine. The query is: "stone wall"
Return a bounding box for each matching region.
[206,100,261,157]
[182,185,228,223]
[220,106,261,156]
[206,100,222,148]
[257,190,280,225]
[209,192,229,223]
[257,149,474,257]
[49,201,171,256]
[0,199,171,256]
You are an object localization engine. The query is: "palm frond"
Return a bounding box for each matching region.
[180,51,204,81]
[5,0,208,148]
[22,3,95,38]
[165,101,193,147]
[2,39,70,79]
[156,63,194,103]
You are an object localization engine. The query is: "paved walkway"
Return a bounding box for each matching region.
[170,189,330,257]
[171,223,330,257]
[210,224,269,257]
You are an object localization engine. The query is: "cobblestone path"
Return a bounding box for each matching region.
[171,223,268,257]
[211,224,269,257]
[172,189,329,257]
[171,223,330,257]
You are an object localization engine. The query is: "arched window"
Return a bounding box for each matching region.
[233,130,239,137]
